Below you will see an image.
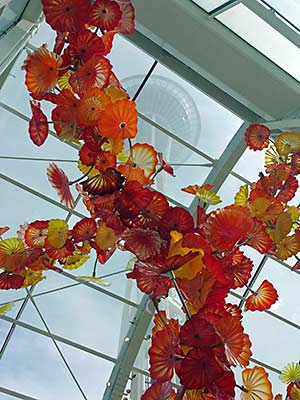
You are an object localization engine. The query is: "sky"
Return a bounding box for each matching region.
[0,4,299,399]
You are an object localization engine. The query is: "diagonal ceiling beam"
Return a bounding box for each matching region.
[189,121,249,215]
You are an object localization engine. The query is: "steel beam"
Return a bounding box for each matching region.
[241,0,300,51]
[264,118,300,131]
[209,0,241,17]
[0,314,117,364]
[189,121,249,215]
[0,0,42,76]
[0,172,86,219]
[102,295,154,400]
[0,386,39,400]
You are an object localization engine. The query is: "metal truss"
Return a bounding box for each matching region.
[206,0,300,53]
[189,121,249,215]
[103,295,154,400]
[0,8,300,399]
[0,0,43,76]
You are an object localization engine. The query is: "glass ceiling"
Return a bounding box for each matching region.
[0,2,299,399]
[0,0,29,35]
[192,0,300,82]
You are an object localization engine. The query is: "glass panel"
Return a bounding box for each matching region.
[0,0,29,33]
[57,343,114,399]
[0,287,27,307]
[217,3,300,81]
[0,394,24,400]
[131,63,243,160]
[234,146,266,182]
[1,179,67,236]
[0,326,88,399]
[19,284,136,358]
[0,319,13,349]
[266,0,300,29]
[257,257,300,326]
[0,107,80,201]
[243,307,300,370]
[191,0,234,12]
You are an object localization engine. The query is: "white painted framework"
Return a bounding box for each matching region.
[0,0,300,398]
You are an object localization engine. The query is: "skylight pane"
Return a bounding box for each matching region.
[0,327,87,400]
[266,0,300,29]
[191,0,234,12]
[134,62,243,160]
[0,0,29,33]
[19,284,136,358]
[217,3,300,81]
[257,258,300,326]
[243,308,300,370]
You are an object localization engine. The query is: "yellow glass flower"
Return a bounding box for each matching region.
[57,71,74,93]
[0,302,13,315]
[275,132,300,157]
[63,254,89,270]
[47,219,68,249]
[0,238,26,270]
[279,362,300,384]
[22,270,45,287]
[77,160,98,178]
[95,222,116,251]
[234,184,248,207]
[195,187,221,205]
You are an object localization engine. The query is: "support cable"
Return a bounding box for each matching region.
[25,288,88,400]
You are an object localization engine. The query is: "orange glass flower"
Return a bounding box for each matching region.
[149,327,182,382]
[90,0,122,31]
[178,348,224,389]
[245,280,278,312]
[117,2,135,35]
[122,228,162,260]
[141,382,174,400]
[241,366,273,400]
[77,88,111,126]
[214,315,244,366]
[204,206,253,252]
[225,249,253,289]
[72,218,97,242]
[287,382,300,400]
[0,271,24,290]
[29,101,49,146]
[24,221,48,248]
[68,30,105,62]
[47,163,75,208]
[98,99,138,139]
[22,45,62,96]
[244,124,270,151]
[70,56,112,96]
[82,168,125,196]
[95,151,116,172]
[41,0,91,32]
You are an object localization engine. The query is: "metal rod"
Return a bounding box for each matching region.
[238,255,268,309]
[132,60,158,101]
[0,314,117,364]
[0,286,34,359]
[138,112,214,162]
[0,155,77,163]
[0,173,85,219]
[0,386,39,400]
[0,270,129,307]
[59,270,139,308]
[25,289,88,400]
